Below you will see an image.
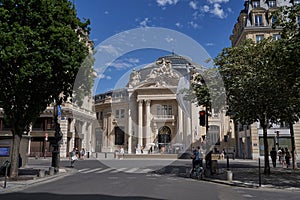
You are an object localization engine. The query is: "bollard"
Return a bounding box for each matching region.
[49,167,55,176]
[227,170,233,182]
[38,169,45,178]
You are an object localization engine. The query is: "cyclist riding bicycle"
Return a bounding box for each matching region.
[191,146,203,171]
[190,146,204,179]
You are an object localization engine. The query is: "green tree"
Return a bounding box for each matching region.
[0,0,91,178]
[215,38,284,175]
[272,4,300,169]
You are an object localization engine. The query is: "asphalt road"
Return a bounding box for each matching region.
[1,159,300,200]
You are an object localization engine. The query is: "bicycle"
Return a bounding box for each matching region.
[190,163,204,180]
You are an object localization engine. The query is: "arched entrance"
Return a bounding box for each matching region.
[158,126,171,153]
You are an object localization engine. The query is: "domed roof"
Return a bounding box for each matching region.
[156,53,192,65]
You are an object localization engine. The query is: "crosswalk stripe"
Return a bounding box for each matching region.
[110,168,127,173]
[78,168,90,172]
[81,168,103,174]
[124,168,139,173]
[95,168,114,174]
[78,167,153,174]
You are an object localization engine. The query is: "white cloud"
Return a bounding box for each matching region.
[211,3,227,19]
[165,37,175,43]
[97,74,112,80]
[205,42,214,46]
[202,5,210,13]
[208,0,229,3]
[175,22,182,28]
[201,3,227,19]
[189,1,198,10]
[97,44,121,56]
[108,58,140,70]
[156,0,179,7]
[188,21,199,29]
[139,18,151,27]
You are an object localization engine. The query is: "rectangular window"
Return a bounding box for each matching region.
[115,110,119,119]
[255,15,263,26]
[256,34,264,42]
[162,105,168,116]
[253,1,260,8]
[157,105,161,115]
[120,109,125,118]
[45,118,54,130]
[273,34,281,40]
[269,0,276,7]
[168,105,172,115]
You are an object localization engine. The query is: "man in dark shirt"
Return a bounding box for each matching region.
[270,147,277,168]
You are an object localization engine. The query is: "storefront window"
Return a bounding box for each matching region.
[259,136,291,156]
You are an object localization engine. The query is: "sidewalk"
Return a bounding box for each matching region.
[193,159,300,190]
[0,158,75,193]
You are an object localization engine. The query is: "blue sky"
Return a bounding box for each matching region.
[74,0,244,94]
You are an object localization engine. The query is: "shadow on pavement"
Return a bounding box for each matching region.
[0,193,163,200]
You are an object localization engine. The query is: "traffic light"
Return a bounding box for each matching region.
[199,110,206,126]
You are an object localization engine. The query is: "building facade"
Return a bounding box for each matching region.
[0,98,96,162]
[94,54,234,155]
[230,0,300,159]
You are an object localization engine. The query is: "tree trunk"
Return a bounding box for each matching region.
[289,122,296,169]
[262,119,270,175]
[10,131,21,178]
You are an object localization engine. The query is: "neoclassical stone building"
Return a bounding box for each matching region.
[230,0,300,159]
[94,54,234,154]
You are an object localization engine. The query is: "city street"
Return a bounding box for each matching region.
[1,158,300,200]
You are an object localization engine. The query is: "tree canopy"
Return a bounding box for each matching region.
[0,0,91,177]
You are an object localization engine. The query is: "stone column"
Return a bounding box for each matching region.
[82,121,87,149]
[178,105,183,144]
[128,109,132,154]
[107,112,113,149]
[86,123,92,153]
[59,117,68,158]
[145,100,151,146]
[138,100,143,148]
[69,118,76,150]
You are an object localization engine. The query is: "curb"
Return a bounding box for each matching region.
[0,167,76,193]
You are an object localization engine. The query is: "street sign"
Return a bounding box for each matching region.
[57,105,61,116]
[211,153,220,160]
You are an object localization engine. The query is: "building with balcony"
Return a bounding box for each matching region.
[230,0,300,159]
[94,54,234,155]
[0,99,96,162]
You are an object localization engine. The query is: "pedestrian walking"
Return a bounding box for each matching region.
[70,148,78,168]
[149,146,153,154]
[285,148,291,168]
[270,147,277,168]
[277,147,282,163]
[81,148,86,160]
[120,146,124,159]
